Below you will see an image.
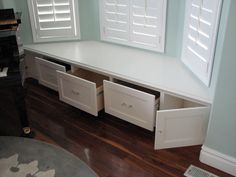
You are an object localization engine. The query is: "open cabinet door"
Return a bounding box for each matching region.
[155,106,209,150]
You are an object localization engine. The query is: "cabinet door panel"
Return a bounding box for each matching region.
[104,80,156,131]
[57,71,99,116]
[35,57,66,91]
[155,106,209,150]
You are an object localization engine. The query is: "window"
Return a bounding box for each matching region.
[27,0,80,43]
[99,0,167,52]
[181,0,222,86]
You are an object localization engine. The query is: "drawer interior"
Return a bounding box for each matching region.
[43,56,71,71]
[68,68,108,88]
[115,79,160,98]
[160,93,206,110]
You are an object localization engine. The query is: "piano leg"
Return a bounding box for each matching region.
[14,86,34,138]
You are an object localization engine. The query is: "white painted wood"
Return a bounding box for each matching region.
[100,0,130,42]
[104,80,156,131]
[57,70,105,116]
[130,0,167,52]
[160,92,184,110]
[24,41,212,105]
[200,145,236,176]
[24,52,41,80]
[99,0,167,52]
[155,94,209,149]
[35,57,66,91]
[24,42,212,150]
[160,93,203,110]
[181,0,222,86]
[27,0,80,43]
[97,90,104,112]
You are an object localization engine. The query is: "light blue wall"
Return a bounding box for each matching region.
[208,0,231,98]
[78,0,100,40]
[204,0,236,158]
[1,0,15,9]
[1,0,184,57]
[164,0,184,57]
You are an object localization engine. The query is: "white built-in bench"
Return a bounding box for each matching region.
[24,41,211,150]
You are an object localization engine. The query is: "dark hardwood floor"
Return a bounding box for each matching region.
[25,79,233,177]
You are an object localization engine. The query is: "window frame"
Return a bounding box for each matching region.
[27,0,81,43]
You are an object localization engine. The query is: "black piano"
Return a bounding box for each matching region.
[0,9,32,137]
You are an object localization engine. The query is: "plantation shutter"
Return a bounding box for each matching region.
[130,0,166,52]
[100,0,167,52]
[181,0,222,86]
[28,0,80,42]
[100,0,130,42]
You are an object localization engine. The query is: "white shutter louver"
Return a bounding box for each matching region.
[100,0,167,52]
[100,0,130,42]
[28,0,80,42]
[130,0,166,51]
[181,0,222,86]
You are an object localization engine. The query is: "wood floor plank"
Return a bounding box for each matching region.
[25,79,234,177]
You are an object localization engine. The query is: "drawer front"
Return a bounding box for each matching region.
[35,57,66,91]
[57,71,99,116]
[155,106,209,150]
[104,80,156,131]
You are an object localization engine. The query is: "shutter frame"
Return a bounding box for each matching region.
[100,0,167,52]
[100,0,130,42]
[28,0,80,43]
[181,0,222,87]
[130,0,167,52]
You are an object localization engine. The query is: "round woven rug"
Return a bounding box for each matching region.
[0,136,99,177]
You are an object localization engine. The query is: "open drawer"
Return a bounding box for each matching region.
[104,80,160,131]
[155,93,210,150]
[57,68,108,116]
[35,57,70,91]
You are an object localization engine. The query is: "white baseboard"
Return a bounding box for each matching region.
[200,145,236,176]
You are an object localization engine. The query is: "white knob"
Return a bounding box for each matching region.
[121,102,127,106]
[128,105,133,108]
[72,90,80,95]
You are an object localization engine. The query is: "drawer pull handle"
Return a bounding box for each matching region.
[128,105,133,109]
[121,102,127,106]
[121,103,133,109]
[72,90,80,95]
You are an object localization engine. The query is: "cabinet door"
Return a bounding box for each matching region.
[155,106,209,150]
[104,80,156,131]
[35,57,66,91]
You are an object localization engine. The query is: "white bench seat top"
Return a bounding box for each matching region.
[24,41,211,105]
